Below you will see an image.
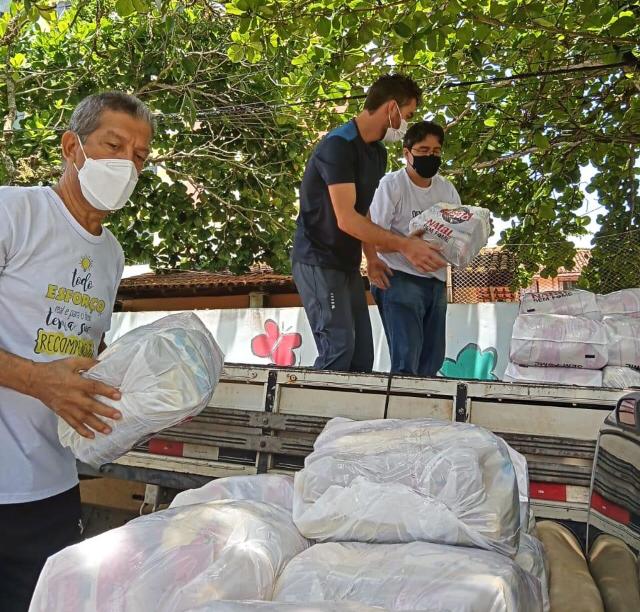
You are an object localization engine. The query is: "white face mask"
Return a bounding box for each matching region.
[383,101,408,143]
[74,136,139,211]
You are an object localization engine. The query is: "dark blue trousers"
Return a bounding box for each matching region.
[293,261,374,373]
[371,270,447,377]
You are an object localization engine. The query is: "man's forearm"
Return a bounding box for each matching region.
[339,210,406,252]
[363,242,379,260]
[0,348,36,396]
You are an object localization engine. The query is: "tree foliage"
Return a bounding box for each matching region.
[1,0,638,287]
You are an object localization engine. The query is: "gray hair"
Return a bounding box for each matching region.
[69,92,155,141]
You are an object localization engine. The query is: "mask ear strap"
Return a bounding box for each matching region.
[76,134,88,161]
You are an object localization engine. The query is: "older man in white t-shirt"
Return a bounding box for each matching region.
[367,121,460,377]
[0,92,153,611]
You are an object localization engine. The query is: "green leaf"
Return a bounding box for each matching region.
[470,46,483,67]
[538,199,556,220]
[393,21,412,40]
[609,14,635,37]
[403,41,416,61]
[533,18,554,28]
[483,117,497,127]
[426,31,446,52]
[9,53,26,69]
[239,18,252,34]
[317,16,331,38]
[115,0,136,17]
[131,0,150,14]
[533,132,550,149]
[227,43,245,62]
[225,3,245,15]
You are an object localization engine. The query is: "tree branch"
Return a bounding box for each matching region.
[464,12,637,47]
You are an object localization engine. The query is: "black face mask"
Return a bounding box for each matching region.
[411,154,441,179]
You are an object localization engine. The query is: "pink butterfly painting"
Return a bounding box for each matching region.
[251,319,302,367]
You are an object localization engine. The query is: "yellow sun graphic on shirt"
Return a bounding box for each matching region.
[80,256,93,271]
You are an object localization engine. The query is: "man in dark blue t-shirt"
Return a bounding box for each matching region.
[292,74,446,372]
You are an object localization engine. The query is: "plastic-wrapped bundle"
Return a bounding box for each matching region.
[503,362,604,387]
[520,290,600,320]
[199,603,385,611]
[293,418,521,556]
[603,316,640,369]
[507,446,531,536]
[598,288,640,318]
[170,474,294,511]
[273,541,543,612]
[516,533,550,612]
[58,313,224,468]
[408,203,491,268]
[602,366,640,389]
[29,500,310,612]
[509,314,608,369]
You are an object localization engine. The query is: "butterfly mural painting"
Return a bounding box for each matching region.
[251,319,302,367]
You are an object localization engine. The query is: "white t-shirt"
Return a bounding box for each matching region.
[369,169,461,282]
[0,186,124,503]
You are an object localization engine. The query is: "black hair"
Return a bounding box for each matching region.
[403,121,445,149]
[364,74,422,112]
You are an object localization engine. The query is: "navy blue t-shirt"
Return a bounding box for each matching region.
[292,119,387,271]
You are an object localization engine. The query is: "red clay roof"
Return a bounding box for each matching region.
[117,270,295,298]
[117,248,591,299]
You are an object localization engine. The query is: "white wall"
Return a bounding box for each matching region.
[107,303,519,380]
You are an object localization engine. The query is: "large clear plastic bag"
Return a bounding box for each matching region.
[273,541,543,612]
[293,418,521,556]
[194,603,385,611]
[29,500,310,612]
[519,290,600,320]
[407,203,491,268]
[516,533,550,612]
[602,366,640,389]
[603,316,640,369]
[58,313,224,467]
[503,362,604,387]
[597,289,640,318]
[509,314,608,369]
[170,474,294,511]
[507,445,530,534]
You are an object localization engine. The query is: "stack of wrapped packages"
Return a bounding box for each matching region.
[505,288,640,388]
[279,418,548,612]
[32,419,549,612]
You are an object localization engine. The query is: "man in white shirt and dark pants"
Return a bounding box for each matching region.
[367,121,460,377]
[0,92,154,611]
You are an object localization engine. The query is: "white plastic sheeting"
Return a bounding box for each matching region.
[519,290,600,320]
[507,445,530,535]
[602,366,640,389]
[170,474,294,511]
[199,603,385,612]
[509,314,608,369]
[408,203,491,268]
[273,541,543,612]
[293,418,521,556]
[598,289,640,318]
[516,533,550,612]
[503,362,604,387]
[58,313,224,468]
[29,500,310,612]
[603,316,640,369]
